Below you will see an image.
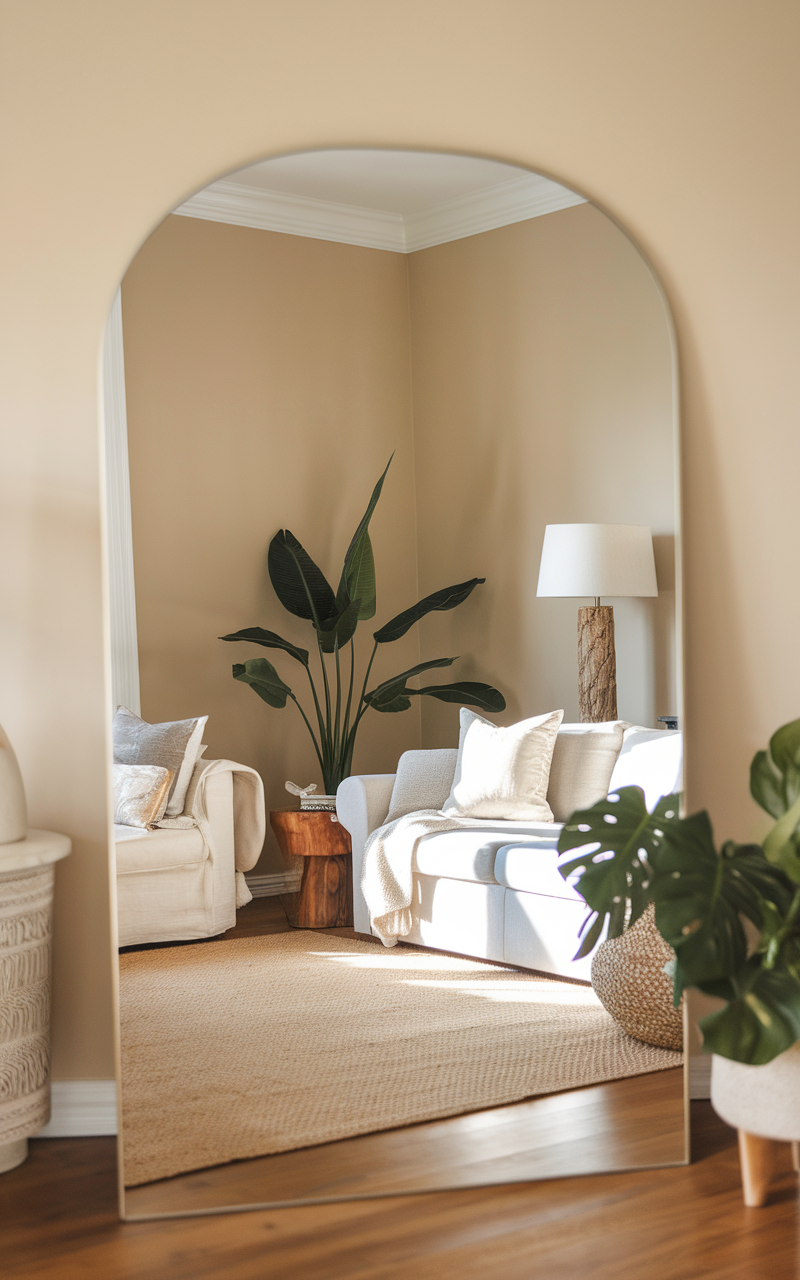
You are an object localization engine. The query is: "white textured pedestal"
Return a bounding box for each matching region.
[0,830,71,1173]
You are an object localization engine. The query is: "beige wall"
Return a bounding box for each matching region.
[408,204,676,744]
[121,216,422,871]
[122,201,674,844]
[1,0,796,1080]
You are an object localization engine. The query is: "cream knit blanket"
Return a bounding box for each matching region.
[362,810,565,946]
[362,811,468,945]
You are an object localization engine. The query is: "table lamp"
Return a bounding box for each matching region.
[536,523,658,722]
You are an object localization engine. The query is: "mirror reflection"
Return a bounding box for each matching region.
[105,149,685,1219]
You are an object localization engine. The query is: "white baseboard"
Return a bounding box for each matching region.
[246,871,302,897]
[689,1055,712,1100]
[34,1080,118,1138]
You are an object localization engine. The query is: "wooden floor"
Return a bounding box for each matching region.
[121,895,685,1217]
[3,1105,798,1280]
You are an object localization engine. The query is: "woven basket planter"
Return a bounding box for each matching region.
[590,903,683,1051]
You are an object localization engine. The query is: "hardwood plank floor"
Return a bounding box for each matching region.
[2,1104,797,1280]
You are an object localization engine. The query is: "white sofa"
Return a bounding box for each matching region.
[115,758,265,947]
[337,725,682,982]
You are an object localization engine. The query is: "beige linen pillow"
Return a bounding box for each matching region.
[113,763,172,828]
[386,748,459,822]
[442,707,564,821]
[546,721,628,822]
[112,707,208,817]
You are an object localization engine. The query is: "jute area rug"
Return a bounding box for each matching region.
[119,932,682,1187]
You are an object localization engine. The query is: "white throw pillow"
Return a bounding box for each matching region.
[608,726,683,812]
[442,707,564,821]
[386,748,459,822]
[546,721,628,822]
[112,707,208,817]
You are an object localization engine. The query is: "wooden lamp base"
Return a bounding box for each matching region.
[578,605,618,723]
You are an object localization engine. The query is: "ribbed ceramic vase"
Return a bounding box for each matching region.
[0,720,45,1177]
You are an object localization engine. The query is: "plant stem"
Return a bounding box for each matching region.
[764,885,800,969]
[316,632,333,777]
[288,692,325,775]
[333,639,342,770]
[303,662,328,752]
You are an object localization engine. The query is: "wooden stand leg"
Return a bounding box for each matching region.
[738,1130,780,1207]
[577,605,617,723]
[791,1141,800,1175]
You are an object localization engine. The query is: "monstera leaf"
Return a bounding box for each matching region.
[697,962,800,1064]
[751,716,800,882]
[557,786,677,959]
[232,658,292,708]
[650,815,793,998]
[374,579,485,644]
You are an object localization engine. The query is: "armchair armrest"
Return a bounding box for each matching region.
[336,774,395,934]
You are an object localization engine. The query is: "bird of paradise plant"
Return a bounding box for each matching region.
[220,458,505,794]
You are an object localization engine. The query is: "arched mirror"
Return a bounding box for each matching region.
[103,148,684,1220]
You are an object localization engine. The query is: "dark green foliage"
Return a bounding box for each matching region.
[221,457,505,793]
[558,717,800,1064]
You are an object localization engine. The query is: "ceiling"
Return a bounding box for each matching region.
[175,149,586,253]
[228,150,564,215]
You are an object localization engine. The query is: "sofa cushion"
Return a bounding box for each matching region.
[411,819,564,882]
[545,721,627,822]
[443,707,563,821]
[115,825,208,874]
[386,748,458,822]
[494,841,584,901]
[608,726,682,811]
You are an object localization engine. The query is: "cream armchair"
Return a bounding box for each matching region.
[115,758,265,947]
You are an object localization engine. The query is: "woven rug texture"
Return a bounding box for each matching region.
[119,931,682,1186]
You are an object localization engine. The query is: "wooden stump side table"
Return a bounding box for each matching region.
[270,808,353,929]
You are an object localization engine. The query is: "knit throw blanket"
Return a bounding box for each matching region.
[362,810,470,945]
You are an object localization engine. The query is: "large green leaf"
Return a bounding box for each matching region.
[558,787,677,958]
[698,961,800,1064]
[751,717,800,818]
[268,529,337,625]
[232,658,292,708]
[219,626,309,666]
[414,682,505,711]
[762,795,800,884]
[366,675,505,715]
[365,656,457,705]
[651,818,790,998]
[337,457,392,621]
[374,579,485,644]
[317,597,362,653]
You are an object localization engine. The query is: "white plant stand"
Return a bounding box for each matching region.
[711,1044,800,1206]
[0,830,71,1174]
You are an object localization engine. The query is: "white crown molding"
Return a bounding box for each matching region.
[403,175,585,251]
[175,181,407,251]
[174,174,585,253]
[35,1080,118,1137]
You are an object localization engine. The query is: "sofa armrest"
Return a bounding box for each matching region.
[336,774,395,934]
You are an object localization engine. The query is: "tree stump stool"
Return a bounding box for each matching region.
[270,808,353,929]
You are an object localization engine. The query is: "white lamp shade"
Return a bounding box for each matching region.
[536,523,658,598]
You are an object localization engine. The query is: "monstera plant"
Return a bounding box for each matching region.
[220,458,505,795]
[557,718,800,1065]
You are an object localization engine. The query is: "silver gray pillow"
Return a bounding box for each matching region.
[112,706,208,817]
